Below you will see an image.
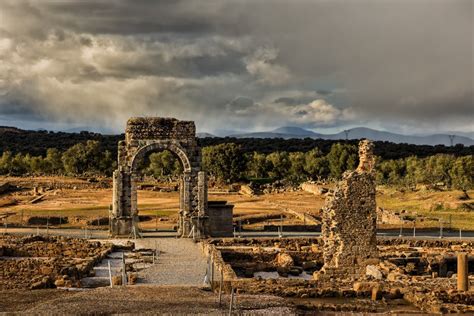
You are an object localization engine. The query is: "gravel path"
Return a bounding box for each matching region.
[134,238,208,286]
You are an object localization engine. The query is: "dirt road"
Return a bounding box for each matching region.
[1,286,294,314]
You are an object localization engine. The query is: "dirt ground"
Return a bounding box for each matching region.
[0,286,295,314]
[0,176,473,230]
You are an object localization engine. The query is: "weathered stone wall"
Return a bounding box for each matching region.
[125,117,195,142]
[317,139,378,280]
[377,207,405,225]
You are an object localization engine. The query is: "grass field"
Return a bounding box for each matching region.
[377,186,474,230]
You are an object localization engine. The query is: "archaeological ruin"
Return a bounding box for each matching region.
[110,117,232,237]
[316,139,378,280]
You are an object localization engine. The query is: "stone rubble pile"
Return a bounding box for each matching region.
[0,235,112,290]
[207,233,474,312]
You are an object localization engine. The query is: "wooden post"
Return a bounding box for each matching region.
[211,259,214,291]
[108,260,113,288]
[122,252,127,285]
[228,287,234,315]
[218,269,223,306]
[457,253,469,291]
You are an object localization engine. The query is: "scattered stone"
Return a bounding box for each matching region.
[366,265,383,280]
[275,253,294,268]
[128,273,138,285]
[371,285,382,301]
[353,281,377,293]
[112,275,122,286]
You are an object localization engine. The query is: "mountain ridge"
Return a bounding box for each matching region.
[1,125,472,146]
[228,126,474,146]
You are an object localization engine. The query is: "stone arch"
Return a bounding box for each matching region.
[110,117,208,237]
[129,142,192,173]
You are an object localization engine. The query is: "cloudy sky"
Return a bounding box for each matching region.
[0,0,472,135]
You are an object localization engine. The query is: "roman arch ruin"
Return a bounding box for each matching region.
[109,117,208,237]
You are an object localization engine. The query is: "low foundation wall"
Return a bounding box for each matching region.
[300,182,328,195]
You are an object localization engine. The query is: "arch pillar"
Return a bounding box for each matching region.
[110,167,137,236]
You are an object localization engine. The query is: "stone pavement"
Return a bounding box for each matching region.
[134,238,208,286]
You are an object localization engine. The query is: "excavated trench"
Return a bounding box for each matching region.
[205,238,474,313]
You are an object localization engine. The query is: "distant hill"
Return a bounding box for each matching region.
[0,126,24,134]
[271,126,321,137]
[196,132,216,138]
[229,126,474,146]
[63,126,116,135]
[0,125,473,160]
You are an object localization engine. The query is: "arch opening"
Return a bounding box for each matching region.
[129,146,189,233]
[130,142,192,174]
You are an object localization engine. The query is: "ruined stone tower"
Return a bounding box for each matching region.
[316,139,378,280]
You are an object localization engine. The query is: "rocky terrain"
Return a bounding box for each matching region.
[205,237,474,313]
[0,235,112,290]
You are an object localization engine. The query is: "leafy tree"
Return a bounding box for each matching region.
[266,151,290,179]
[377,159,406,185]
[0,151,12,175]
[247,152,270,179]
[424,154,454,186]
[326,143,358,179]
[202,143,247,183]
[10,153,28,176]
[99,150,116,176]
[304,148,329,179]
[45,148,64,174]
[28,155,46,175]
[288,152,306,183]
[449,156,473,191]
[147,150,180,178]
[61,140,102,175]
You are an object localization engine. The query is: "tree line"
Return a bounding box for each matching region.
[1,128,473,160]
[0,141,116,177]
[202,143,473,190]
[0,140,471,190]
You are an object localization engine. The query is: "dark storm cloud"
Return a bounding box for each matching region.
[0,0,472,134]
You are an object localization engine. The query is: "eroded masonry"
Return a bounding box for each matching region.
[317,139,378,280]
[110,117,210,237]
